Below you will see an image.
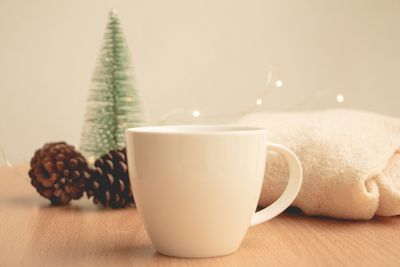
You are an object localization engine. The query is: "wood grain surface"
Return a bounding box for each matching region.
[1,165,400,267]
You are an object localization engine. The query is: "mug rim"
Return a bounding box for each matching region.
[125,125,268,135]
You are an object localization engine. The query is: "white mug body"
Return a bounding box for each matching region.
[125,125,268,258]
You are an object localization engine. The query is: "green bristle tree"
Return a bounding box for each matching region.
[80,9,141,162]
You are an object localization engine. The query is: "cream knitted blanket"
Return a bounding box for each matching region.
[239,109,400,220]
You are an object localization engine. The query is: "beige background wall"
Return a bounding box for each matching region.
[1,0,400,161]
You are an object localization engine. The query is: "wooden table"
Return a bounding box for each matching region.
[1,165,400,267]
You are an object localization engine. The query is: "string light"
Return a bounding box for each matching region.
[0,146,13,168]
[156,65,347,124]
[88,156,95,165]
[336,94,344,103]
[192,110,200,118]
[0,146,30,181]
[110,8,118,17]
[158,65,282,124]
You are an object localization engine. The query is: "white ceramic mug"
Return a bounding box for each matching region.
[125,125,302,258]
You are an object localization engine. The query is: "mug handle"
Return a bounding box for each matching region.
[251,143,303,226]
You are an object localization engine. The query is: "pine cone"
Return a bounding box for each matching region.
[86,148,134,208]
[28,142,90,205]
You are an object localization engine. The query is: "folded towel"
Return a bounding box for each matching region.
[238,109,400,220]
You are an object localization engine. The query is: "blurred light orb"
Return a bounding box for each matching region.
[256,98,263,105]
[336,94,344,103]
[192,110,200,117]
[275,80,283,87]
[110,8,118,16]
[88,156,95,165]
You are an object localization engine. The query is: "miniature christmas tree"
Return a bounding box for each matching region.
[80,9,141,162]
